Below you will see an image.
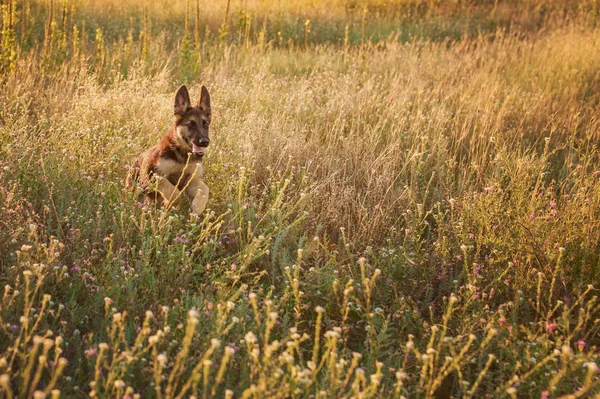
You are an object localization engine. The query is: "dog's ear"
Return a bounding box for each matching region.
[174,85,191,115]
[198,85,211,111]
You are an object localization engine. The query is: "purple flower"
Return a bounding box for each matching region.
[85,348,98,357]
[227,343,239,353]
[175,236,183,243]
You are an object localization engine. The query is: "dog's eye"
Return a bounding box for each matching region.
[202,120,209,128]
[187,121,197,128]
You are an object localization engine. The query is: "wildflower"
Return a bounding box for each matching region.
[244,332,257,344]
[577,340,586,351]
[546,323,557,333]
[227,343,239,353]
[85,348,98,357]
[157,354,168,365]
[541,391,549,399]
[231,263,237,271]
[585,362,598,372]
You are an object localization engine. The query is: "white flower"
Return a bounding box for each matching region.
[244,332,257,344]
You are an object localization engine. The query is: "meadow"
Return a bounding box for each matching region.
[1,0,600,397]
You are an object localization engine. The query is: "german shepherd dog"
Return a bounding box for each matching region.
[125,85,211,214]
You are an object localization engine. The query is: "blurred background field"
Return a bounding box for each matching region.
[2,0,600,398]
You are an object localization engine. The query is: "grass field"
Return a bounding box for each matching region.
[2,0,600,398]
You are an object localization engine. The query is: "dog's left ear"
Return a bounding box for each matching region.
[198,85,211,111]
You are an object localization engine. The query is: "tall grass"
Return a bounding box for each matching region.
[1,0,600,397]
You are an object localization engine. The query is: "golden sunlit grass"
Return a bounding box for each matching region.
[2,0,600,397]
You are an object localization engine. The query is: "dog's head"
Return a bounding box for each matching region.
[173,85,211,158]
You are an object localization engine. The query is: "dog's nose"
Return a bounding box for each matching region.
[199,138,210,147]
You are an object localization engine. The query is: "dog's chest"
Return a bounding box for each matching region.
[156,157,203,190]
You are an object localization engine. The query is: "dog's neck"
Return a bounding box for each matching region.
[158,128,203,164]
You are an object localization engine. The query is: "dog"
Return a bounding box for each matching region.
[125,85,211,215]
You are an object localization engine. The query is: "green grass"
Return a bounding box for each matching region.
[2,0,600,398]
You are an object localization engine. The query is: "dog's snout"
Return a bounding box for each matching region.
[199,138,210,147]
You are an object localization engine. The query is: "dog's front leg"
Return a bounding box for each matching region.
[187,180,209,215]
[157,179,182,209]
